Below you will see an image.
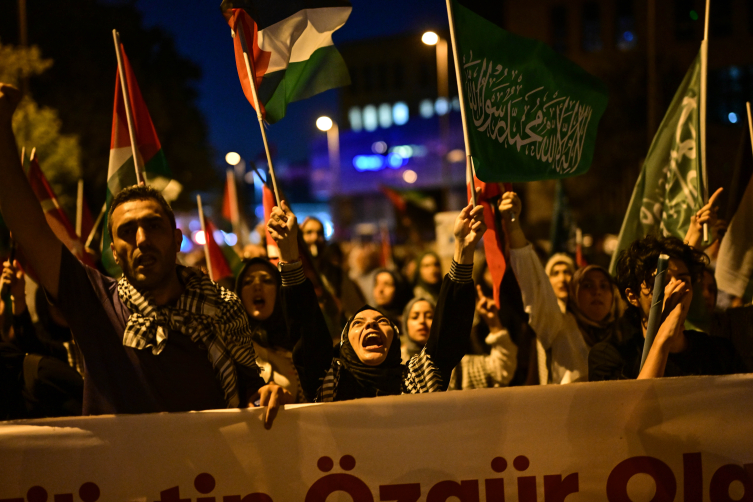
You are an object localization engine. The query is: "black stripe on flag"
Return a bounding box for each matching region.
[221,0,351,30]
[454,0,505,29]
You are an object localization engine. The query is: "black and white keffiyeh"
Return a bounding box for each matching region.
[118,266,260,407]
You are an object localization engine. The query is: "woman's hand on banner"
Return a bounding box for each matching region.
[267,200,299,263]
[251,382,294,430]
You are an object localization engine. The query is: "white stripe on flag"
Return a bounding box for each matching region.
[108,146,133,178]
[258,7,351,73]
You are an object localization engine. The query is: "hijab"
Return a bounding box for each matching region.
[235,258,292,351]
[567,264,622,347]
[413,251,442,301]
[400,297,436,359]
[335,305,404,400]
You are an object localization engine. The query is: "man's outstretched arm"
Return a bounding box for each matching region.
[0,83,61,299]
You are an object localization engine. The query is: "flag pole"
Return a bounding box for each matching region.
[700,0,710,243]
[445,0,476,207]
[747,102,753,154]
[76,178,84,238]
[112,30,144,186]
[84,202,107,250]
[236,22,282,206]
[197,194,214,282]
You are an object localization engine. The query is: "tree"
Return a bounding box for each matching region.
[0,0,219,211]
[0,42,82,215]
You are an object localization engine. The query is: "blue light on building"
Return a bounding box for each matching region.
[729,112,738,124]
[393,102,409,125]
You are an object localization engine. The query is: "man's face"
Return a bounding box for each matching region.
[110,199,181,291]
[628,257,692,320]
[347,309,395,366]
[302,220,325,247]
[548,263,573,302]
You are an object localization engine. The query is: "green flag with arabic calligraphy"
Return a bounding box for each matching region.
[609,53,704,274]
[451,0,609,182]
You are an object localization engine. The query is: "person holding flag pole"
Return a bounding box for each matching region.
[0,83,292,425]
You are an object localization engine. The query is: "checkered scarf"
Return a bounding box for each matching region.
[118,267,260,408]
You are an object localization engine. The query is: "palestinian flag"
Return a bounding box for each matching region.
[28,149,94,267]
[102,44,171,276]
[202,216,234,282]
[221,0,351,124]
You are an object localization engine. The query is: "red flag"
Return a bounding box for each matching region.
[379,185,407,213]
[222,174,234,223]
[28,150,94,267]
[223,8,272,118]
[469,178,511,308]
[202,217,233,282]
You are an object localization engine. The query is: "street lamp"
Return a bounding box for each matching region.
[423,31,451,202]
[225,151,241,166]
[316,115,340,194]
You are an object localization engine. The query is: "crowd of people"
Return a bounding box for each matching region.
[1,80,751,426]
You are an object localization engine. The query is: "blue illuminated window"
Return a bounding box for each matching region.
[393,102,409,125]
[349,107,363,132]
[378,103,392,128]
[363,105,378,131]
[419,99,434,118]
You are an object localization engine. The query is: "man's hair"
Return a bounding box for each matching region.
[615,234,708,304]
[107,185,176,239]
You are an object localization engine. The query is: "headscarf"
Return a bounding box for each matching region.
[567,264,621,347]
[545,253,576,277]
[400,297,436,359]
[235,258,292,351]
[413,251,442,301]
[373,269,411,327]
[335,305,404,399]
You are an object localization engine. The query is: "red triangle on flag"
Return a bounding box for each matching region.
[203,217,233,282]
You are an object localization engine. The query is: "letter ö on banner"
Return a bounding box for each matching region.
[305,456,374,502]
[379,484,421,502]
[606,456,677,502]
[426,480,479,502]
[709,464,753,502]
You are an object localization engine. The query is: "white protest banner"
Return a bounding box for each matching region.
[2,374,753,502]
[434,211,458,258]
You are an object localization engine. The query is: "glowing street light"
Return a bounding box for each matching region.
[422,31,439,46]
[225,151,241,166]
[316,116,340,194]
[316,116,334,132]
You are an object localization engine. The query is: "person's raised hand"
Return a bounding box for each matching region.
[2,260,26,316]
[686,187,723,249]
[0,84,22,127]
[266,200,299,263]
[453,191,486,264]
[476,284,502,330]
[498,191,522,224]
[656,277,692,351]
[251,382,294,430]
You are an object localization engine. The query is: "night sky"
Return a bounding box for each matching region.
[134,0,450,167]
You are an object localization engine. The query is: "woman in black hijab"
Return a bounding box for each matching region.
[267,197,485,402]
[236,257,303,402]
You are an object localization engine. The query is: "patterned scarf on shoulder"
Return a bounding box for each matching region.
[118,266,260,408]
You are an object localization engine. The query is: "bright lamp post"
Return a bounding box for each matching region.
[316,116,340,194]
[423,31,451,197]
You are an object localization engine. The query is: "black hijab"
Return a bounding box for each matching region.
[335,305,404,400]
[235,258,292,351]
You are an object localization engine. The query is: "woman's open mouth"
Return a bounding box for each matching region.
[362,332,384,349]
